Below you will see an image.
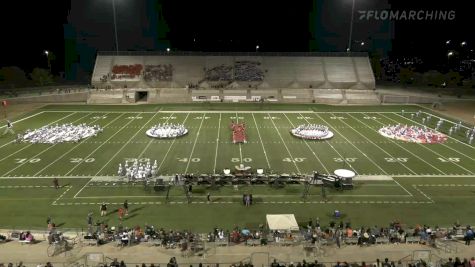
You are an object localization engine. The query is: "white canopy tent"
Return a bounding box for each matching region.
[266,214,299,232]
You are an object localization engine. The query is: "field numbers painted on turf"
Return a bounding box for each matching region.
[297,116,312,120]
[333,157,357,163]
[229,116,244,120]
[282,157,306,162]
[15,158,41,164]
[231,158,252,162]
[194,116,210,120]
[264,116,280,120]
[161,116,176,119]
[91,116,107,119]
[385,157,408,163]
[363,116,378,120]
[438,157,460,162]
[124,158,151,163]
[330,116,346,120]
[177,157,200,163]
[126,116,143,119]
[70,158,95,163]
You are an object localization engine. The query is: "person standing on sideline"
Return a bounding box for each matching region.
[123,200,128,216]
[118,207,124,221]
[100,202,107,217]
[2,120,14,135]
[53,178,59,189]
[87,212,93,229]
[207,192,211,203]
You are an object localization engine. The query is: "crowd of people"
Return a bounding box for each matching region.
[291,124,332,140]
[143,64,174,82]
[118,159,158,181]
[146,123,188,138]
[17,123,103,144]
[378,124,447,144]
[231,122,247,143]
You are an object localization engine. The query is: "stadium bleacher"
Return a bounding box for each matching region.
[90,52,377,104]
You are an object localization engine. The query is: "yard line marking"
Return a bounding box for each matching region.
[421,111,475,150]
[213,113,222,174]
[351,113,447,175]
[73,112,158,198]
[52,186,72,205]
[332,112,417,175]
[284,113,329,173]
[0,112,79,163]
[32,113,121,176]
[393,112,475,157]
[236,112,243,164]
[184,113,206,173]
[92,112,161,176]
[157,113,191,171]
[314,113,385,175]
[0,111,45,130]
[0,111,45,149]
[251,113,271,169]
[268,113,300,173]
[412,185,434,203]
[382,113,474,174]
[2,113,91,176]
[65,113,145,176]
[137,110,170,159]
[303,114,359,173]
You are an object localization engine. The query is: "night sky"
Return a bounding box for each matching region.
[0,0,472,78]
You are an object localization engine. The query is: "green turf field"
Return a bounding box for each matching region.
[0,104,474,231]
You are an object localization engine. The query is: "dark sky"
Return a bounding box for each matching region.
[0,0,472,76]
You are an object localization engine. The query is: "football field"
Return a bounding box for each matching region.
[0,104,474,231]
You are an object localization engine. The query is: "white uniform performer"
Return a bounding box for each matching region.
[3,120,14,135]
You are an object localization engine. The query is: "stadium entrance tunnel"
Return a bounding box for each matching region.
[136,91,148,102]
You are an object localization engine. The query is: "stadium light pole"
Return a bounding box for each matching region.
[347,0,356,52]
[112,0,119,54]
[44,50,51,72]
[447,51,454,67]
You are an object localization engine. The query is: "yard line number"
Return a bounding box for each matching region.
[124,158,151,163]
[15,158,41,164]
[232,158,252,162]
[177,157,200,163]
[334,157,358,162]
[283,157,306,162]
[385,157,409,163]
[70,158,95,163]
